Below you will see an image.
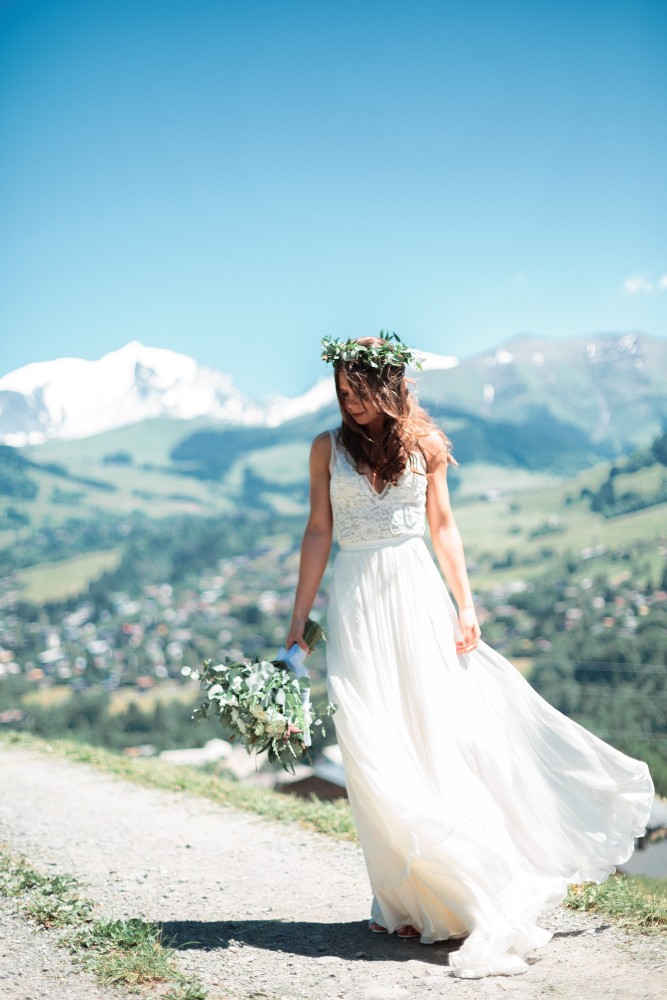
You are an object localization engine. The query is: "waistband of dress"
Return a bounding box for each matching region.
[337,533,423,552]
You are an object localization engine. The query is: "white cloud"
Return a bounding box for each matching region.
[660,274,667,291]
[624,274,653,295]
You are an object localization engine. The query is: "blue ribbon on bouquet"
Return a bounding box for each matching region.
[275,642,310,678]
[275,642,312,746]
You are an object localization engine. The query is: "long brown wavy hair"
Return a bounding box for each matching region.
[334,337,456,484]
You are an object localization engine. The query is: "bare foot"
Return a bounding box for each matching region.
[368,920,388,934]
[397,925,420,939]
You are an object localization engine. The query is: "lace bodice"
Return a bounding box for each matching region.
[328,429,427,547]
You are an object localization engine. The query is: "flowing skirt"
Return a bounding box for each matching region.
[325,535,654,979]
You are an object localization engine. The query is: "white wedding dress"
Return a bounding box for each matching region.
[324,429,654,979]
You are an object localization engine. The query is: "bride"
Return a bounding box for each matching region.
[285,333,654,979]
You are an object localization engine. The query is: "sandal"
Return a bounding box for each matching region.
[368,920,388,934]
[397,925,420,939]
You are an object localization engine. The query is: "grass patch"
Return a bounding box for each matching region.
[67,918,178,985]
[0,851,48,895]
[106,681,200,715]
[15,548,122,603]
[22,686,78,708]
[22,680,198,713]
[24,874,95,928]
[67,918,208,998]
[0,852,92,928]
[565,873,667,932]
[0,846,207,998]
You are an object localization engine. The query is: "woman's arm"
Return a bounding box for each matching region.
[285,432,334,652]
[423,433,481,654]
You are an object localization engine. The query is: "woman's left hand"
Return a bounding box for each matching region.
[456,606,481,655]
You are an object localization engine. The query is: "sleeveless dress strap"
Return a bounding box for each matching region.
[412,448,427,475]
[328,429,338,476]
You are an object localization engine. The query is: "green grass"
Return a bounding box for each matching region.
[564,873,667,932]
[3,417,239,538]
[242,441,310,486]
[455,463,667,589]
[24,680,202,714]
[0,851,94,928]
[15,548,123,603]
[24,416,208,469]
[25,461,226,527]
[24,874,95,928]
[67,918,180,987]
[452,462,559,499]
[0,846,208,998]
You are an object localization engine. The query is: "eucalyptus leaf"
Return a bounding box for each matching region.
[192,622,333,772]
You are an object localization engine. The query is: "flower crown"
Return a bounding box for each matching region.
[321,331,423,370]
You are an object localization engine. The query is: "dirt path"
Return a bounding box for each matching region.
[0,747,664,1000]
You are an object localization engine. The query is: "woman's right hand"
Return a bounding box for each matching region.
[285,618,310,654]
[456,605,481,654]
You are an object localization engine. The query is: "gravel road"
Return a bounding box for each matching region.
[0,746,664,1000]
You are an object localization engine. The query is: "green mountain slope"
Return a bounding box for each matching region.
[418,332,667,452]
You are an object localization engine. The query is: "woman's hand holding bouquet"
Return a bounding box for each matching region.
[190,619,336,772]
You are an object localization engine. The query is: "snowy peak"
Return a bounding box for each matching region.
[0,342,264,445]
[263,377,337,427]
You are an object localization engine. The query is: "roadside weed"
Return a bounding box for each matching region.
[67,918,175,984]
[565,873,667,931]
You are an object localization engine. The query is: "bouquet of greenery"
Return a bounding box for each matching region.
[189,619,336,772]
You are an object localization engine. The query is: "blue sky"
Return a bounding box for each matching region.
[1,0,665,396]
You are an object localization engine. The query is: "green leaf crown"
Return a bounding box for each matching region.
[321,331,423,371]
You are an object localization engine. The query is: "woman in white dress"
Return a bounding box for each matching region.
[285,334,654,979]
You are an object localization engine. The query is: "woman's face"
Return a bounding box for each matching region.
[337,373,382,426]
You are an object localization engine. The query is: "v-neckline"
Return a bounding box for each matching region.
[361,471,392,499]
[338,445,393,498]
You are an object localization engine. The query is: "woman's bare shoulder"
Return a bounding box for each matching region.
[420,430,449,467]
[312,429,334,450]
[310,430,334,468]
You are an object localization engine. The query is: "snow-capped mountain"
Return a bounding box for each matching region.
[0,342,270,445]
[0,341,458,445]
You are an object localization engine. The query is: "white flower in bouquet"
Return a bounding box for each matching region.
[191,619,337,772]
